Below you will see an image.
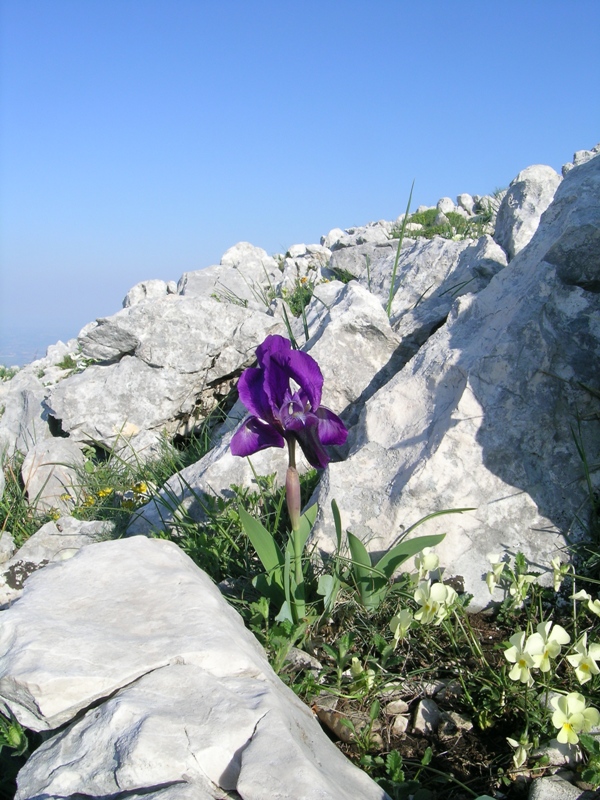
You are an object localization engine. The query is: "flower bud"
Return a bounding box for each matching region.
[286,466,301,531]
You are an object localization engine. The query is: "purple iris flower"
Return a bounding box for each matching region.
[231,334,348,470]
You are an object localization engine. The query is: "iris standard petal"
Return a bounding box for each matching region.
[256,335,293,410]
[237,367,275,422]
[279,348,324,410]
[230,416,285,457]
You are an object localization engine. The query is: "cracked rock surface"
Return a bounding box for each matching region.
[0,536,388,800]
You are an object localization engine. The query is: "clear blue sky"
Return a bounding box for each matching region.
[1,0,599,364]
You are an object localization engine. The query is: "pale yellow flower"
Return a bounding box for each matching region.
[550,556,569,592]
[504,632,535,685]
[551,692,600,745]
[566,633,600,684]
[486,553,505,595]
[414,581,457,625]
[572,589,600,618]
[506,736,531,769]
[526,621,570,672]
[414,547,440,581]
[389,609,413,647]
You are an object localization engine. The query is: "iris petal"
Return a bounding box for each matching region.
[230,416,285,457]
[277,348,324,410]
[314,406,348,446]
[237,367,274,422]
[232,335,348,469]
[256,335,293,410]
[293,417,333,469]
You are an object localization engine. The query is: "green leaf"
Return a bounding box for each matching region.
[374,533,446,577]
[252,573,284,605]
[274,600,293,624]
[331,499,343,553]
[386,180,415,318]
[296,504,318,553]
[316,573,340,614]
[239,506,284,589]
[369,699,380,722]
[347,531,386,610]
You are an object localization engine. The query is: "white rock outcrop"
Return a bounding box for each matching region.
[45,296,284,455]
[0,537,388,800]
[311,152,600,610]
[494,164,562,259]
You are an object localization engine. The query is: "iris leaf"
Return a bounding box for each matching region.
[239,506,284,590]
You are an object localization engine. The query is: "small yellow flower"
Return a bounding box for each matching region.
[589,598,600,618]
[132,481,148,495]
[389,609,413,647]
[504,632,535,685]
[414,581,457,625]
[97,487,113,498]
[486,553,505,595]
[526,621,570,673]
[551,692,600,745]
[350,657,375,691]
[550,556,569,592]
[82,495,96,507]
[572,589,600,618]
[506,736,531,769]
[414,547,439,581]
[566,633,600,684]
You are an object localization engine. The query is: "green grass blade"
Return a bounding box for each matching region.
[386,180,414,318]
[281,304,300,350]
[398,508,474,542]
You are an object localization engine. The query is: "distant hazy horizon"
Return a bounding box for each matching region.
[2,0,599,367]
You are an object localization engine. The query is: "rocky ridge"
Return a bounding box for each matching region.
[0,142,599,800]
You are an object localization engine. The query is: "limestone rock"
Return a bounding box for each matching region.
[562,142,600,176]
[128,282,401,535]
[21,438,85,513]
[310,151,600,612]
[457,193,475,214]
[1,537,388,800]
[0,340,83,458]
[321,222,390,250]
[494,164,562,259]
[0,516,113,606]
[328,240,400,282]
[436,197,455,214]
[46,296,283,454]
[177,242,281,312]
[0,381,52,459]
[280,244,330,289]
[123,278,175,308]
[528,774,588,800]
[412,699,440,735]
[0,531,15,564]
